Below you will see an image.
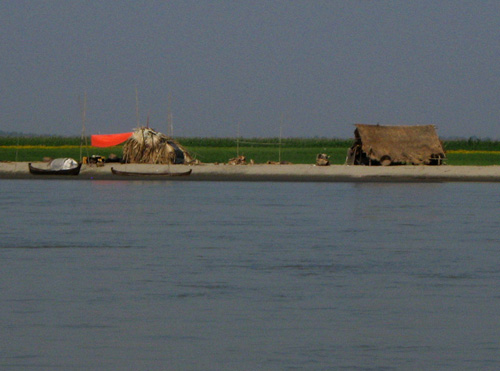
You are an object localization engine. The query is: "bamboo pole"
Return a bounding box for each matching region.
[135,86,140,127]
[79,91,89,162]
[167,92,173,137]
[236,121,240,157]
[279,113,283,163]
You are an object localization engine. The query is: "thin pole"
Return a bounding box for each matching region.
[79,91,89,162]
[236,121,240,157]
[15,136,19,162]
[279,113,283,163]
[167,92,173,137]
[135,86,140,127]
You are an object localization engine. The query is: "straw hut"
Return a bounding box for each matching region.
[346,124,446,166]
[122,127,197,164]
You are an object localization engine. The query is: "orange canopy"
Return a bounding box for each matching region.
[91,132,133,147]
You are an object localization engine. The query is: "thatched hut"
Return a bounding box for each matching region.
[122,127,197,164]
[346,124,446,166]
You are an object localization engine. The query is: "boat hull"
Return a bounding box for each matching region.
[29,163,82,175]
[111,167,192,177]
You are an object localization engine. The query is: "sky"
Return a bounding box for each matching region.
[1,1,499,139]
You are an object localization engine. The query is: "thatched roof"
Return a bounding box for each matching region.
[348,124,446,165]
[122,127,197,164]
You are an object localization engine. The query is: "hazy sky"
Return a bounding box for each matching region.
[1,1,499,138]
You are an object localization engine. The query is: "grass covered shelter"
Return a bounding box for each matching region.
[122,127,197,164]
[346,124,446,166]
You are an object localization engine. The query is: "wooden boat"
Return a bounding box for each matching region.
[29,162,82,175]
[111,167,192,177]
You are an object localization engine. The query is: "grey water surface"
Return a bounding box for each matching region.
[1,180,499,370]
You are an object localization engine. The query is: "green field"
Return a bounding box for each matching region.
[1,136,500,165]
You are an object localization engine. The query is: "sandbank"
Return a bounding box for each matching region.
[2,162,500,182]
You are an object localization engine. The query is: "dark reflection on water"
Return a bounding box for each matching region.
[1,180,500,370]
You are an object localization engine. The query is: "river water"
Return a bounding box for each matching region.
[1,180,499,370]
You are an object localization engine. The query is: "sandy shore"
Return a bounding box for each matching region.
[2,161,500,182]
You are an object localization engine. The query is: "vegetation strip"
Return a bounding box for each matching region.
[2,137,500,165]
[1,145,92,149]
[446,150,500,154]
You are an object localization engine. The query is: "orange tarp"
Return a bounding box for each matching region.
[91,132,133,147]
